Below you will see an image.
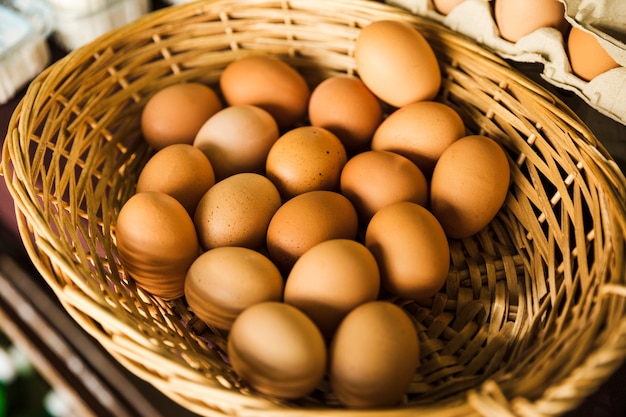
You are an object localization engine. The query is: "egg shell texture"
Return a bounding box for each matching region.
[194,173,281,250]
[284,239,380,337]
[228,302,327,399]
[219,55,310,129]
[494,0,569,43]
[193,104,279,181]
[135,143,215,216]
[371,101,466,177]
[340,150,429,223]
[115,191,200,300]
[265,126,347,199]
[329,301,420,408]
[140,82,222,150]
[266,190,359,273]
[429,135,511,239]
[355,19,441,107]
[365,201,450,300]
[568,26,620,82]
[184,247,283,330]
[308,76,383,153]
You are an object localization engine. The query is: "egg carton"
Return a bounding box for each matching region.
[0,0,54,104]
[387,0,626,127]
[44,0,151,50]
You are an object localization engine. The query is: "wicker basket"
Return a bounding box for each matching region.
[3,0,626,415]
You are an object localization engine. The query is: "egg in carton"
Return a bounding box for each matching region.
[386,0,626,126]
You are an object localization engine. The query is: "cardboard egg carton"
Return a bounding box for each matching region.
[44,0,151,50]
[387,0,626,126]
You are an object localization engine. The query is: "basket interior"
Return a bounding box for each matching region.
[3,0,626,415]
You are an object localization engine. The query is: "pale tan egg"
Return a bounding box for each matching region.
[430,135,510,239]
[308,76,383,153]
[219,55,310,129]
[141,83,222,150]
[228,301,327,399]
[365,201,450,301]
[371,101,466,177]
[340,150,428,224]
[284,239,380,337]
[115,191,200,300]
[266,190,359,273]
[194,173,281,250]
[184,247,284,330]
[265,126,347,199]
[494,0,569,43]
[135,144,215,215]
[193,105,279,181]
[355,20,441,107]
[433,0,465,15]
[568,26,620,81]
[329,301,420,408]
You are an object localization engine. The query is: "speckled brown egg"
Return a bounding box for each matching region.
[135,143,215,216]
[219,55,310,129]
[194,173,281,250]
[184,247,284,330]
[266,190,359,273]
[141,83,222,150]
[228,301,327,399]
[329,301,420,408]
[265,126,347,199]
[115,191,200,300]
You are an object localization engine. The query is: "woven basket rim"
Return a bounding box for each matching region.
[3,1,626,416]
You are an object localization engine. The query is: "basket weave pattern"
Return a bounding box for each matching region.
[3,0,626,416]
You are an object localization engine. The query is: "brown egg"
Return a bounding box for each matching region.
[141,83,222,150]
[194,173,281,250]
[135,144,215,215]
[371,101,466,177]
[329,301,419,408]
[340,150,428,223]
[430,135,510,239]
[355,20,441,107]
[193,105,279,181]
[266,191,359,272]
[284,239,380,337]
[219,55,310,129]
[568,26,620,81]
[494,0,569,43]
[308,76,383,152]
[265,126,347,199]
[184,247,284,330]
[228,301,327,399]
[365,201,450,300]
[115,191,200,300]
